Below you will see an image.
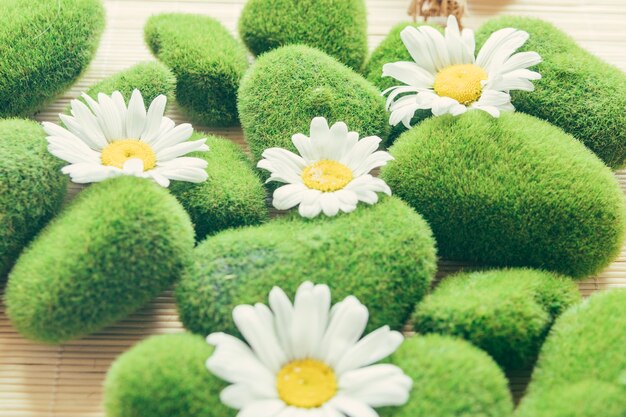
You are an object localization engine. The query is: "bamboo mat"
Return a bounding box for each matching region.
[1,0,626,416]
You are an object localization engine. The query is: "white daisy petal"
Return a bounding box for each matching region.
[298,189,323,219]
[291,283,331,358]
[329,395,378,417]
[269,286,295,359]
[461,28,476,59]
[273,183,308,211]
[61,163,121,183]
[319,296,368,367]
[501,51,542,74]
[70,99,108,149]
[237,400,286,417]
[420,25,451,71]
[400,26,438,75]
[97,93,124,140]
[335,326,404,374]
[339,364,412,407]
[122,158,145,176]
[155,139,209,161]
[140,94,167,144]
[382,62,434,89]
[220,384,263,409]
[291,133,317,162]
[152,123,194,152]
[126,89,147,139]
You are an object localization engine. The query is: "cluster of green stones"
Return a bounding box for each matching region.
[1,0,626,416]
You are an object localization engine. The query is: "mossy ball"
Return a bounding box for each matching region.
[379,335,514,417]
[413,269,581,370]
[516,380,626,417]
[169,133,269,241]
[522,289,626,394]
[145,13,249,127]
[382,111,626,278]
[82,62,176,107]
[104,333,229,417]
[0,0,105,117]
[4,177,195,343]
[238,45,390,163]
[238,0,368,70]
[0,119,67,277]
[476,17,626,169]
[176,197,437,336]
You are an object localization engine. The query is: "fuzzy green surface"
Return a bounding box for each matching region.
[413,269,581,370]
[380,335,513,417]
[104,333,229,417]
[476,17,626,169]
[145,13,249,127]
[382,111,626,278]
[169,133,269,241]
[520,289,626,397]
[0,119,67,277]
[0,0,104,117]
[238,45,390,163]
[4,177,195,343]
[363,22,436,140]
[82,62,176,106]
[176,197,437,336]
[516,380,626,417]
[238,0,368,70]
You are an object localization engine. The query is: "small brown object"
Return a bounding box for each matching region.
[408,0,466,29]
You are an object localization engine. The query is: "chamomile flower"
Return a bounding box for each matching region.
[383,15,542,126]
[206,282,412,417]
[257,117,393,218]
[43,89,209,187]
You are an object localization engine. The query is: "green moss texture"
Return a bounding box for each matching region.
[82,62,176,107]
[0,0,105,117]
[104,333,229,417]
[0,119,67,277]
[238,45,390,163]
[382,111,626,278]
[4,177,195,343]
[145,13,249,127]
[413,269,581,370]
[238,0,368,70]
[363,22,434,140]
[380,335,514,417]
[176,197,437,336]
[476,17,626,169]
[516,289,626,417]
[169,133,269,241]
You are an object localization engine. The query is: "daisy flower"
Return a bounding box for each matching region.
[257,117,393,218]
[43,89,209,187]
[383,15,542,126]
[206,281,412,417]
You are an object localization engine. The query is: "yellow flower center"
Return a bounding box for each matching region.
[433,64,488,105]
[276,359,338,408]
[301,160,353,192]
[100,139,156,171]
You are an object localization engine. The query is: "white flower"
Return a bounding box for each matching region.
[207,281,412,417]
[257,117,393,218]
[383,15,542,125]
[43,89,209,187]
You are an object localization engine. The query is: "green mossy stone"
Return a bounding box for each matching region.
[176,197,437,336]
[363,22,436,141]
[4,177,195,343]
[380,335,514,417]
[0,119,68,277]
[413,269,581,370]
[104,333,229,417]
[82,62,176,107]
[169,133,269,241]
[238,45,390,164]
[145,13,249,127]
[476,17,626,169]
[382,111,626,278]
[238,0,368,70]
[0,0,105,117]
[516,380,626,417]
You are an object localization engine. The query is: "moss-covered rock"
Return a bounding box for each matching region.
[380,335,514,417]
[476,17,626,169]
[238,0,368,70]
[0,0,104,117]
[238,45,390,163]
[516,380,626,417]
[516,289,626,416]
[104,333,228,417]
[4,177,194,343]
[176,197,437,336]
[169,133,269,241]
[413,269,581,370]
[82,62,176,107]
[145,13,249,127]
[0,119,67,277]
[382,111,626,278]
